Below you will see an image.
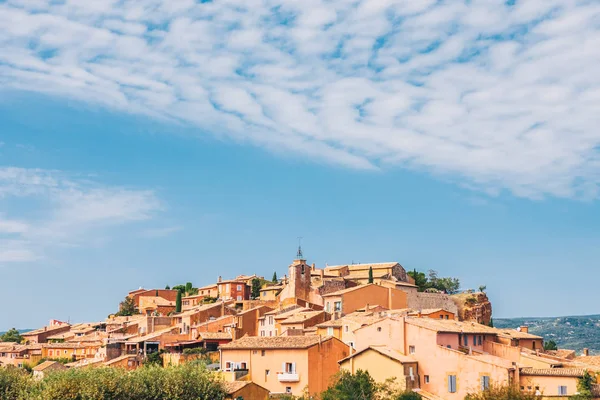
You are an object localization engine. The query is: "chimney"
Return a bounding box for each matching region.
[583,348,589,356]
[312,263,315,271]
[520,326,529,333]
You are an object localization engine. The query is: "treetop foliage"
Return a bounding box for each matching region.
[407,269,460,294]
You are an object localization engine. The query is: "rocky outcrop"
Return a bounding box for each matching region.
[451,292,492,325]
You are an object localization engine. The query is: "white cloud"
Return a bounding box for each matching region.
[0,1,599,198]
[0,167,161,263]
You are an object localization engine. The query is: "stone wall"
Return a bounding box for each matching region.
[450,292,492,325]
[406,292,459,316]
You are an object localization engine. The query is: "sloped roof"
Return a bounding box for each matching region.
[280,311,324,324]
[520,368,586,377]
[339,345,416,364]
[220,335,334,350]
[223,381,269,394]
[326,262,400,271]
[198,331,232,340]
[33,360,65,372]
[405,317,499,334]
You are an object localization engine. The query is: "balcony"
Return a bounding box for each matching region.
[277,372,300,382]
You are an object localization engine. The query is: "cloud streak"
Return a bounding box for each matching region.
[1,0,599,198]
[0,167,161,263]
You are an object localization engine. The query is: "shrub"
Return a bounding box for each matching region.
[0,364,226,400]
[465,384,538,400]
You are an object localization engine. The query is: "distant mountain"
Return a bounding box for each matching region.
[495,315,600,355]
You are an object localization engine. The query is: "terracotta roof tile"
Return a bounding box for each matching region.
[339,345,416,364]
[198,332,232,340]
[32,360,65,372]
[520,368,586,377]
[280,311,324,324]
[220,335,335,350]
[405,317,499,334]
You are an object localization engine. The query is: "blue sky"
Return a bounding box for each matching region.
[1,0,600,330]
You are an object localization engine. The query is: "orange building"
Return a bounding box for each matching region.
[220,335,349,396]
[43,341,103,360]
[322,284,408,316]
[408,308,455,320]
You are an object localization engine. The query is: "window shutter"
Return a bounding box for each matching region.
[448,376,451,392]
[282,362,286,373]
[292,362,296,373]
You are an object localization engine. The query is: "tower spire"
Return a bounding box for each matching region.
[296,237,303,259]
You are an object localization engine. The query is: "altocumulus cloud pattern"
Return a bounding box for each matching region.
[1,0,599,199]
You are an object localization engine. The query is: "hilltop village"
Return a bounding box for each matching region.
[2,252,599,399]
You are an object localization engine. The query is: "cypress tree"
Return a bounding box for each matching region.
[368,266,374,284]
[272,272,278,283]
[175,290,182,313]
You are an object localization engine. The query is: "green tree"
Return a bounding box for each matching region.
[251,278,262,300]
[428,270,460,294]
[407,269,430,292]
[185,282,193,293]
[543,340,558,351]
[272,271,278,283]
[488,318,494,328]
[115,296,138,317]
[368,267,374,284]
[172,284,186,293]
[1,328,24,343]
[572,370,595,399]
[165,285,170,290]
[321,370,377,400]
[465,384,538,400]
[478,285,487,293]
[175,290,182,313]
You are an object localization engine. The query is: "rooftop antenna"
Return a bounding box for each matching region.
[296,237,303,259]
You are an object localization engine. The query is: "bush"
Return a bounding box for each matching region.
[465,384,538,400]
[0,364,226,400]
[0,367,33,400]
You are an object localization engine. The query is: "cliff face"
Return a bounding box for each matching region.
[450,292,492,325]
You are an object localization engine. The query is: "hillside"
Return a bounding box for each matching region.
[495,315,600,355]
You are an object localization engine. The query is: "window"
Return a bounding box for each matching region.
[285,362,295,373]
[327,327,334,336]
[463,335,468,346]
[64,350,68,355]
[440,315,444,319]
[253,350,258,355]
[286,387,292,394]
[409,345,415,354]
[269,316,274,325]
[478,336,482,346]
[301,265,305,275]
[269,331,272,336]
[558,386,567,395]
[265,369,270,375]
[409,367,414,377]
[237,295,242,301]
[237,285,242,290]
[481,376,490,391]
[260,320,265,326]
[532,341,536,350]
[448,375,457,393]
[262,292,266,297]
[334,301,342,311]
[344,325,349,332]
[348,342,354,348]
[425,375,430,384]
[260,331,265,336]
[261,350,266,356]
[49,350,53,356]
[326,302,331,312]
[377,327,382,332]
[445,315,449,319]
